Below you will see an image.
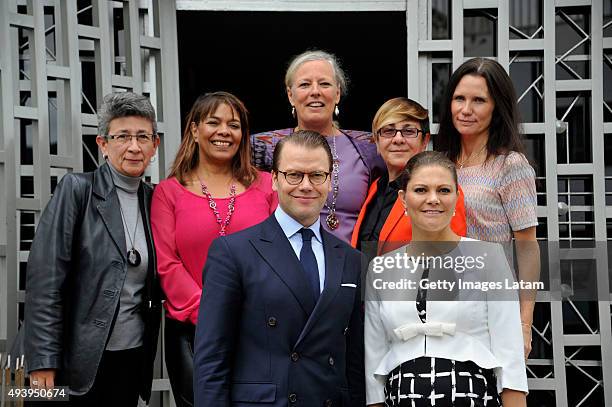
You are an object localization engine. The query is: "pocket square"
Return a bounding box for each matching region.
[341,283,357,288]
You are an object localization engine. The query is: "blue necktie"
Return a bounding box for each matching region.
[299,228,320,301]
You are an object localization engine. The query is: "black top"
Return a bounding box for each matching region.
[357,172,401,255]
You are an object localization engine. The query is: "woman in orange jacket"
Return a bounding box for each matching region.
[351,97,466,258]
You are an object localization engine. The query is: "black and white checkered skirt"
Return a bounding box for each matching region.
[384,357,501,407]
[383,267,502,406]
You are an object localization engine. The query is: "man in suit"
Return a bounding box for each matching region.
[194,130,365,406]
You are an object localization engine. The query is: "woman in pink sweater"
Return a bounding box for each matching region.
[151,92,277,407]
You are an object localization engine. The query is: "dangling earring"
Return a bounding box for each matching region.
[404,210,408,216]
[291,106,296,118]
[453,210,456,216]
[334,105,340,116]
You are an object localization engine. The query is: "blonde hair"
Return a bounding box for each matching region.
[371,97,430,138]
[285,50,348,97]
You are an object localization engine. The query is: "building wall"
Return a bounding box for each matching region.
[1,1,611,406]
[0,0,181,404]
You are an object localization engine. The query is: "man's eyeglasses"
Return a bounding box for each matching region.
[377,127,424,139]
[276,170,330,185]
[105,133,156,145]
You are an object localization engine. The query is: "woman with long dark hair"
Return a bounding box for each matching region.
[436,58,539,358]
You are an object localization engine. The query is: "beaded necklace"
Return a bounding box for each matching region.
[197,176,237,236]
[324,134,340,230]
[293,125,341,230]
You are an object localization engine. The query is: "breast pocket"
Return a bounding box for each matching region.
[338,284,358,304]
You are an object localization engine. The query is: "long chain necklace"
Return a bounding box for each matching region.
[457,143,487,169]
[325,134,340,230]
[118,199,142,267]
[198,176,237,236]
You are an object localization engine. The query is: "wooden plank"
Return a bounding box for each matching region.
[418,40,452,52]
[46,65,71,79]
[509,39,544,51]
[140,35,161,50]
[9,12,34,29]
[77,24,100,39]
[556,79,592,92]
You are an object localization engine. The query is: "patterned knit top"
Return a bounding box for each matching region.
[457,152,538,242]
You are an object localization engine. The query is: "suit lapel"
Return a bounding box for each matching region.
[295,229,345,347]
[93,164,127,261]
[250,216,315,316]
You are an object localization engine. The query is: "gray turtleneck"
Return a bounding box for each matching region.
[106,163,148,351]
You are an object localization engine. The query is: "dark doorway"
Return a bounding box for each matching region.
[177,11,407,134]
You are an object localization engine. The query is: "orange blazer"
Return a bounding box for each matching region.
[351,178,467,255]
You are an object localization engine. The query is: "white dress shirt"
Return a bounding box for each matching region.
[274,206,325,292]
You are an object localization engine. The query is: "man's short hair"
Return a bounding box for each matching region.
[272,130,333,172]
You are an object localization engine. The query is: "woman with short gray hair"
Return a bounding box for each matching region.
[25,91,162,406]
[251,49,384,243]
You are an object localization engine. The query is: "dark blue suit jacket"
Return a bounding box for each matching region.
[194,215,365,406]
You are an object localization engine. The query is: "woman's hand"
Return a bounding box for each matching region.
[501,388,527,407]
[30,369,56,390]
[522,322,533,359]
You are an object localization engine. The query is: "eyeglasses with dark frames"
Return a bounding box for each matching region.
[276,170,330,185]
[105,133,156,145]
[377,127,424,139]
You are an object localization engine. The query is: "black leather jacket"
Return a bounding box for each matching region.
[24,163,162,401]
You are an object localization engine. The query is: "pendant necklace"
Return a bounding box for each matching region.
[118,202,141,266]
[198,175,237,236]
[457,143,487,169]
[325,133,340,230]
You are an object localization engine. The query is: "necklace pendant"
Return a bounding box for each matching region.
[127,248,141,267]
[198,177,238,237]
[326,213,340,230]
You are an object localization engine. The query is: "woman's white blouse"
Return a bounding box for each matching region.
[364,238,528,404]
